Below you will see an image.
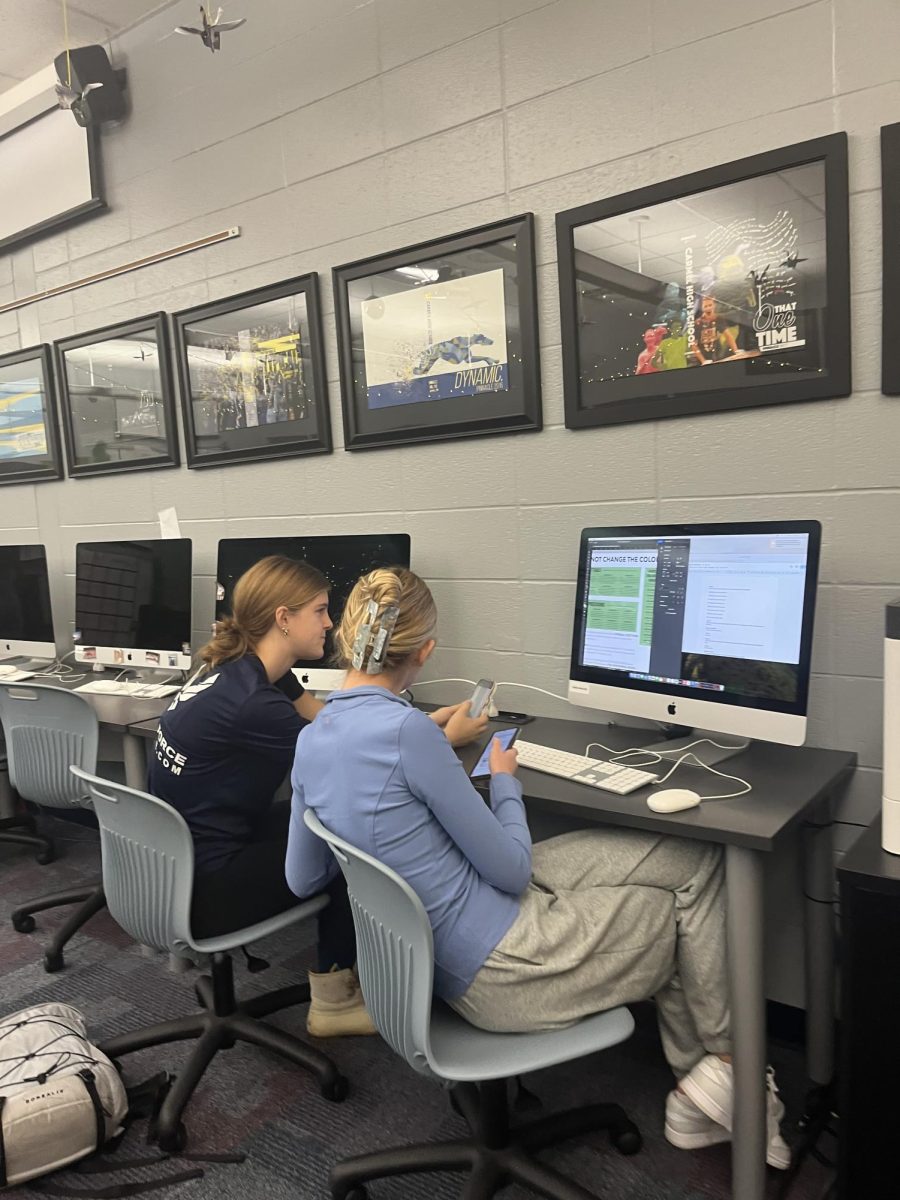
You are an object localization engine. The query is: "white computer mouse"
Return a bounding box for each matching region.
[647,789,702,814]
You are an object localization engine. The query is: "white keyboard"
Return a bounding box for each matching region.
[0,667,35,682]
[515,740,657,796]
[75,681,180,698]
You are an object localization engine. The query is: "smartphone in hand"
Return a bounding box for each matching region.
[469,678,496,718]
[470,727,518,777]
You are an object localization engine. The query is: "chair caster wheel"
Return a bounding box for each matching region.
[321,1074,349,1103]
[611,1122,642,1155]
[43,951,64,973]
[36,849,55,866]
[158,1122,188,1154]
[12,914,35,933]
[336,1188,367,1200]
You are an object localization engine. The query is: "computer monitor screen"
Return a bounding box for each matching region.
[569,521,821,745]
[74,539,193,671]
[215,533,412,689]
[0,544,55,659]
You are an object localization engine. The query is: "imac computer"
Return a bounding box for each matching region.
[215,533,412,691]
[74,539,193,671]
[568,521,821,750]
[0,545,56,661]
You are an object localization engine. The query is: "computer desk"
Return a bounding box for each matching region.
[127,707,855,1200]
[459,714,856,1200]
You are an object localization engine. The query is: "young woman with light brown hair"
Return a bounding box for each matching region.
[286,566,791,1164]
[147,554,372,1036]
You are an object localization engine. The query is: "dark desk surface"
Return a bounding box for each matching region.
[461,716,856,853]
[11,671,171,735]
[838,816,900,895]
[128,707,856,853]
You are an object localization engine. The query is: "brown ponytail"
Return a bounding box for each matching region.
[335,567,436,673]
[198,555,329,671]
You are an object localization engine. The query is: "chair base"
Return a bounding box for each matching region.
[11,881,106,972]
[330,1079,641,1200]
[0,814,54,865]
[100,951,347,1149]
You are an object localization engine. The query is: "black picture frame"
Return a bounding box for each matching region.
[173,274,331,469]
[0,108,105,256]
[0,343,64,486]
[557,133,851,430]
[55,312,180,478]
[882,123,900,394]
[333,214,542,451]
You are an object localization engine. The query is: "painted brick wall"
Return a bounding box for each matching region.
[3,0,898,1003]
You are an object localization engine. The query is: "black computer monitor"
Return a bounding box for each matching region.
[215,533,412,689]
[74,539,193,670]
[568,521,821,746]
[0,544,55,660]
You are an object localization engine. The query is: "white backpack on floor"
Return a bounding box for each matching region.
[0,1002,128,1188]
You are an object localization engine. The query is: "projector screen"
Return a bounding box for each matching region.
[0,105,104,254]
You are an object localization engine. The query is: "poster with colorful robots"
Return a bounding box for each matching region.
[361,268,510,410]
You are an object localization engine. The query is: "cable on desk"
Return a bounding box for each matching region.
[583,736,753,801]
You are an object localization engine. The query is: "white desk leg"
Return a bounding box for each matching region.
[803,802,835,1085]
[122,732,148,790]
[726,844,767,1200]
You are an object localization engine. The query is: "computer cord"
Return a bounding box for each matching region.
[413,678,575,707]
[583,737,753,801]
[30,651,87,682]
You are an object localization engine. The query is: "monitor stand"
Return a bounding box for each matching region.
[637,724,752,768]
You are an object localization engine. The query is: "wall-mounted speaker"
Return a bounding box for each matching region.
[53,45,127,127]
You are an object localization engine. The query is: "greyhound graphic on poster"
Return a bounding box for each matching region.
[362,269,509,409]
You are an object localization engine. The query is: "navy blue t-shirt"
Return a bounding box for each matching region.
[147,655,307,874]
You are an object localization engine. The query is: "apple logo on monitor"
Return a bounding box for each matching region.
[301,672,310,685]
[667,702,677,715]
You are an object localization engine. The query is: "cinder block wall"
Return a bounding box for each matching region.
[2,0,896,1003]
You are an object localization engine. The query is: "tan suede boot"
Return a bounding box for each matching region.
[306,966,377,1038]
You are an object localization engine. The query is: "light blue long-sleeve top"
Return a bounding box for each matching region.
[285,686,532,1001]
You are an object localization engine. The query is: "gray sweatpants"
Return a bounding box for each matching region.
[449,828,731,1078]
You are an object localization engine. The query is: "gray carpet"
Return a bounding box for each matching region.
[0,816,832,1200]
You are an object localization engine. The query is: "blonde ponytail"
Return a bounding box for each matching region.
[336,567,436,673]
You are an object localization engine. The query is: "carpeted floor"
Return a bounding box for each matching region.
[0,816,832,1200]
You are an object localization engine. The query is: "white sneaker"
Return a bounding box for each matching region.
[679,1055,791,1170]
[665,1089,731,1150]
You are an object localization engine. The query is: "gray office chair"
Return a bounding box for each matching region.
[304,808,641,1200]
[0,729,55,864]
[71,767,348,1152]
[0,682,108,972]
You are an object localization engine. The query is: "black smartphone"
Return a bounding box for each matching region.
[470,727,518,778]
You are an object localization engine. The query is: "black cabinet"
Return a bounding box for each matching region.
[837,817,900,1199]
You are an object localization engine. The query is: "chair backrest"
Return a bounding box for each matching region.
[304,808,437,1078]
[0,683,98,808]
[69,766,195,955]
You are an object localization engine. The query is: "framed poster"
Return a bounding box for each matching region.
[333,214,541,450]
[557,133,850,429]
[55,313,179,477]
[0,344,63,486]
[882,123,900,394]
[173,274,331,469]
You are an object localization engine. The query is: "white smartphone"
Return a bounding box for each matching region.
[469,678,495,718]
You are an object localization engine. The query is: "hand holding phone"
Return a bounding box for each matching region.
[470,727,517,777]
[469,678,496,718]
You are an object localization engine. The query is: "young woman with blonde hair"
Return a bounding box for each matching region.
[286,567,790,1164]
